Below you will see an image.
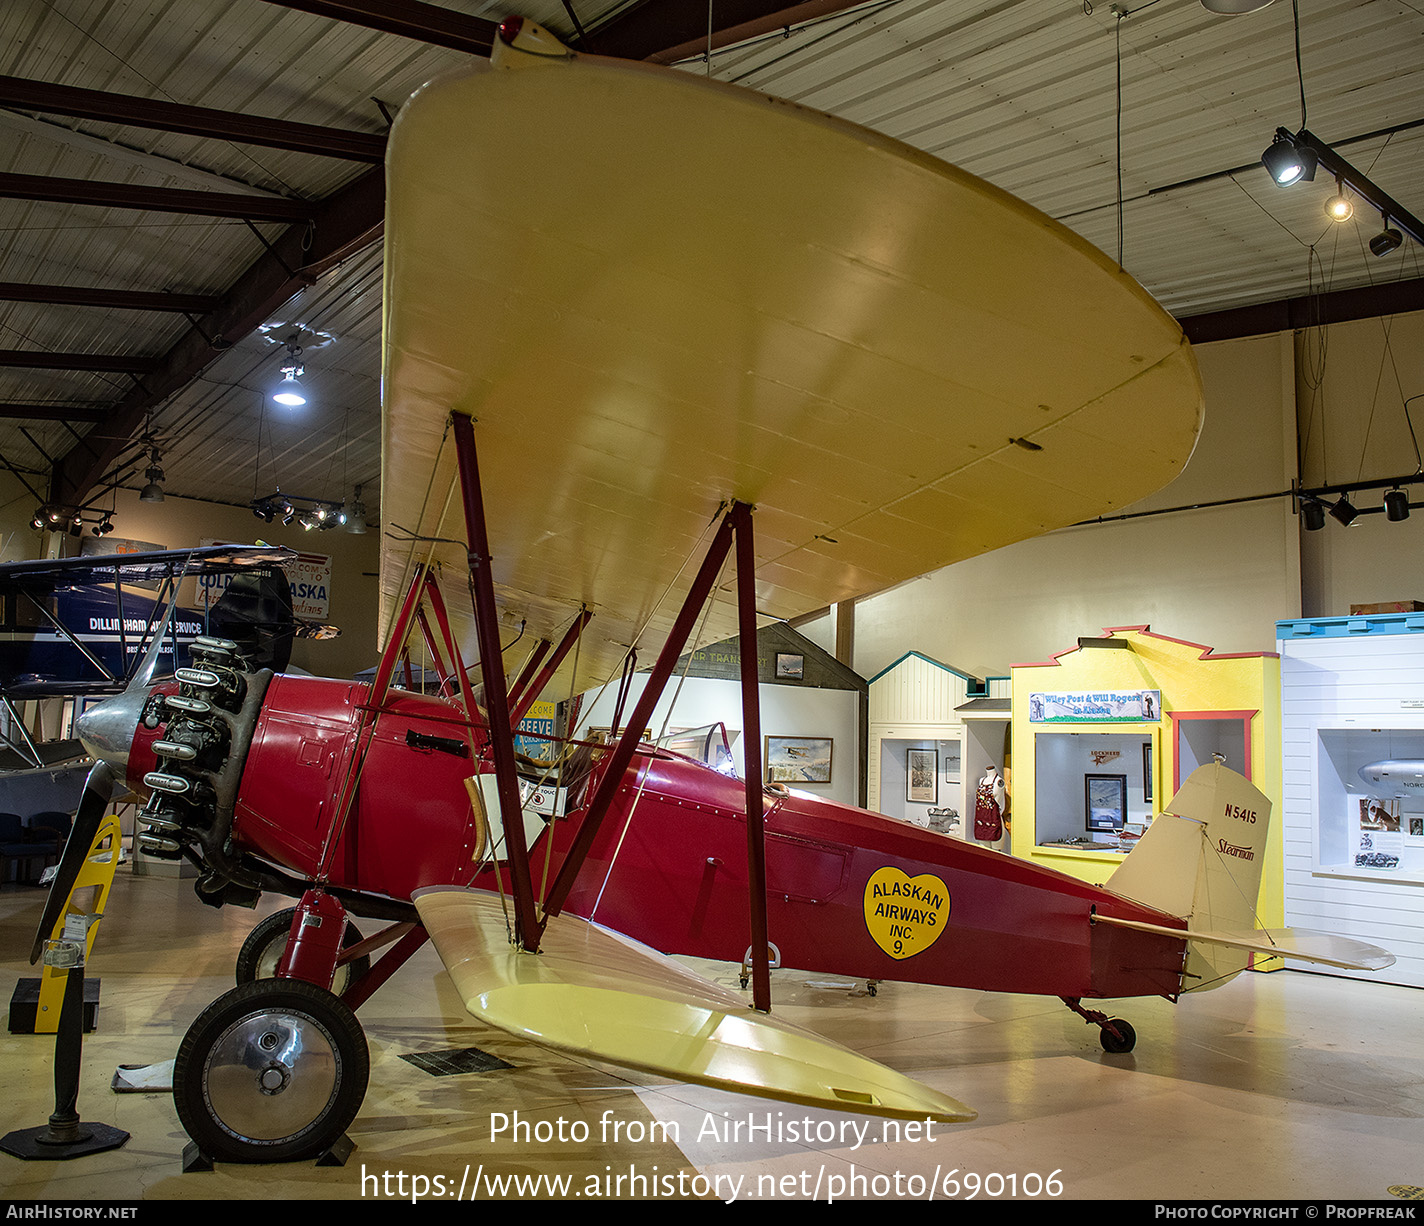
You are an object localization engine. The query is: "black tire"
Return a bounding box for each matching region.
[236,907,370,995]
[1099,1018,1136,1054]
[174,978,369,1164]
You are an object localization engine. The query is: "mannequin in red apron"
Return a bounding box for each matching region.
[974,765,1006,843]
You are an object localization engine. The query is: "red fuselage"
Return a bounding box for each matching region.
[130,673,1189,1002]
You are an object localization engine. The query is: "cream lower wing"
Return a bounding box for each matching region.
[413,886,974,1124]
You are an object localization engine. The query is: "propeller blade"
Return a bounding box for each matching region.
[30,760,115,964]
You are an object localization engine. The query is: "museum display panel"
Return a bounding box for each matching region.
[1278,613,1424,987]
[1011,626,1283,926]
[866,652,1010,840]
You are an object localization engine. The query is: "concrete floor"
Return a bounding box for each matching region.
[1,865,1420,1202]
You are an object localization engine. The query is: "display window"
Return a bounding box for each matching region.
[1033,730,1157,850]
[1314,728,1424,881]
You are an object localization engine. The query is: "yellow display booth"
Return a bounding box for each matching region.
[1010,626,1283,927]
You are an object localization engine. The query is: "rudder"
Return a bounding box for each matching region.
[1107,762,1273,990]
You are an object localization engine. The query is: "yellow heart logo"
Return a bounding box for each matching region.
[863,867,950,960]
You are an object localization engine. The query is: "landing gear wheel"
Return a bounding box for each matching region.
[1099,1018,1136,1054]
[173,978,369,1164]
[236,907,370,995]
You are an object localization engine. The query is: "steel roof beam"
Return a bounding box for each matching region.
[1179,276,1424,344]
[0,404,109,423]
[0,282,222,313]
[0,350,157,373]
[0,172,316,221]
[257,0,497,55]
[585,0,867,62]
[0,76,386,163]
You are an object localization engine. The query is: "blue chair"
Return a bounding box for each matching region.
[0,813,40,886]
[26,811,71,878]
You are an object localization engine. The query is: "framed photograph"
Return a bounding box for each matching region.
[1085,773,1128,832]
[765,735,833,784]
[906,747,938,803]
[775,652,804,680]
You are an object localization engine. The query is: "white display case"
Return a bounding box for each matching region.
[1278,614,1424,987]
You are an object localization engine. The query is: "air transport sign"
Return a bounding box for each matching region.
[198,540,332,619]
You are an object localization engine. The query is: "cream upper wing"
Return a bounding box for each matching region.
[380,28,1203,688]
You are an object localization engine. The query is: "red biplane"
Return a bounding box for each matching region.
[35,19,1391,1165]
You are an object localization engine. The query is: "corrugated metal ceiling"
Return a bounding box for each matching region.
[0,0,1420,544]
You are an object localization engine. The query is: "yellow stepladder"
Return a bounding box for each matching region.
[31,812,123,1034]
[1,796,128,1160]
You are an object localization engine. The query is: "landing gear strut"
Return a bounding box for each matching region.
[236,907,371,996]
[1061,996,1136,1053]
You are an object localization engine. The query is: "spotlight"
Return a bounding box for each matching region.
[250,490,345,530]
[1329,496,1359,527]
[1324,183,1353,222]
[1301,500,1326,532]
[1262,132,1316,186]
[1370,227,1404,257]
[1385,488,1411,522]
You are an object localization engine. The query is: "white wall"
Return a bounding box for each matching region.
[574,672,862,807]
[1298,311,1424,618]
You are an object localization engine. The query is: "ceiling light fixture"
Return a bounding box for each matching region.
[273,336,307,407]
[250,491,346,530]
[1200,0,1275,12]
[1262,131,1315,186]
[31,503,116,536]
[1262,128,1423,255]
[345,484,368,535]
[1324,180,1353,222]
[1370,226,1404,257]
[1385,488,1411,522]
[139,445,165,503]
[1300,498,1326,532]
[1329,496,1359,527]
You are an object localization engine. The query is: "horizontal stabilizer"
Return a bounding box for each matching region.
[1093,914,1395,972]
[413,886,974,1124]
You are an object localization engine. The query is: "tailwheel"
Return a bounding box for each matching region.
[1060,996,1137,1054]
[173,978,369,1165]
[236,907,370,995]
[1099,1018,1136,1054]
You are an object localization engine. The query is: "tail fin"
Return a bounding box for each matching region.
[1104,763,1394,988]
[1108,763,1274,990]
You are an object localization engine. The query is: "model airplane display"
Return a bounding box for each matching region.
[1358,760,1424,797]
[30,18,1393,1166]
